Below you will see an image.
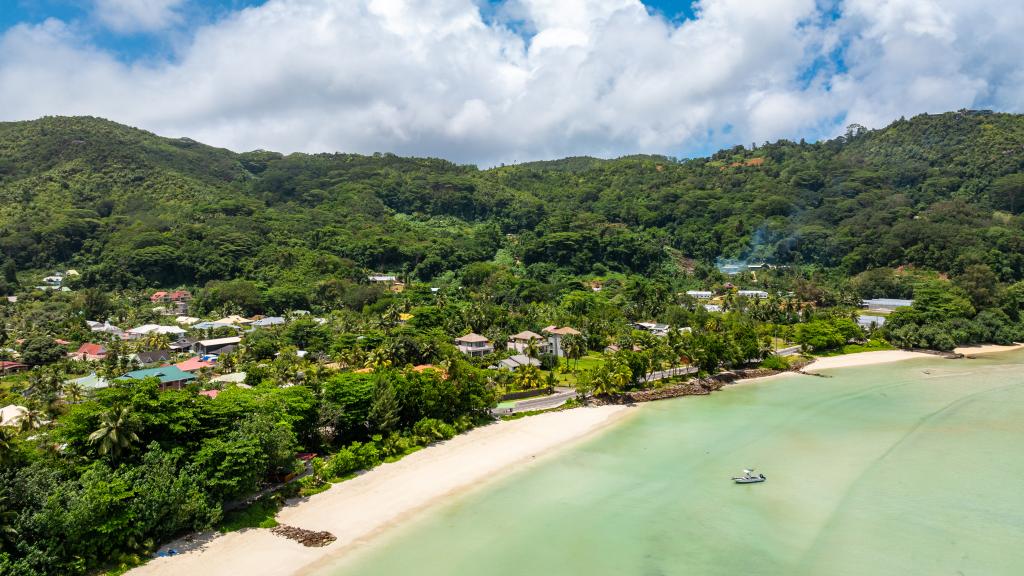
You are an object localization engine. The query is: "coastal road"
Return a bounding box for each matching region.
[492,387,578,415]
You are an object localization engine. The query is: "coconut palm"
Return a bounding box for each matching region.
[17,406,45,433]
[88,405,139,458]
[63,381,86,404]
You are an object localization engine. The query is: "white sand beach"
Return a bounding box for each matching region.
[129,405,632,576]
[954,343,1024,356]
[802,350,934,371]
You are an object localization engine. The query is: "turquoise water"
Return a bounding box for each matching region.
[325,352,1024,576]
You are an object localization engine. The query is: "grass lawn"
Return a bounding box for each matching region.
[546,353,606,386]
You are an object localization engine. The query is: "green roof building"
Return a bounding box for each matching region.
[121,366,196,390]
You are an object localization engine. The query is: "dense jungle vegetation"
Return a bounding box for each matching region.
[1,110,1022,295]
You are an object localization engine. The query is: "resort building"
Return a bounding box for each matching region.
[455,333,494,357]
[542,326,581,358]
[686,290,714,299]
[737,290,769,299]
[506,331,551,355]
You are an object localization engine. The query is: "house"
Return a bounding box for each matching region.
[251,316,286,328]
[493,354,541,371]
[198,389,220,399]
[127,324,187,340]
[131,350,172,365]
[169,338,196,353]
[454,333,494,357]
[120,366,196,390]
[542,326,581,358]
[634,322,671,337]
[862,298,913,312]
[737,290,769,299]
[0,361,28,374]
[213,315,252,326]
[506,331,551,355]
[193,336,242,355]
[175,356,216,373]
[90,321,124,338]
[150,291,170,303]
[176,316,201,326]
[704,304,723,313]
[192,321,239,331]
[42,273,64,287]
[67,372,111,391]
[170,292,191,314]
[368,274,397,283]
[72,343,107,361]
[686,290,714,299]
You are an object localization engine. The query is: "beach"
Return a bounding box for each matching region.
[128,404,632,576]
[954,343,1024,356]
[801,350,934,371]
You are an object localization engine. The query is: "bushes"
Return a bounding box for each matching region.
[759,355,790,371]
[412,418,456,443]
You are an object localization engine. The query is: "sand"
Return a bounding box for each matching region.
[802,350,934,371]
[128,405,632,576]
[954,343,1024,356]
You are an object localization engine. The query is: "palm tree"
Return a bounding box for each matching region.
[17,406,45,433]
[0,427,17,467]
[524,338,540,363]
[63,381,86,405]
[88,405,139,458]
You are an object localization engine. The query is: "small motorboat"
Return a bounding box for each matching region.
[732,469,766,484]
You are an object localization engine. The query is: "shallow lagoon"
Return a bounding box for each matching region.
[326,352,1024,576]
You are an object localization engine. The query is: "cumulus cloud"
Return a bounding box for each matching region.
[0,0,1022,164]
[92,0,187,33]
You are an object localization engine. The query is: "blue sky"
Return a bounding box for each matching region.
[0,0,1019,165]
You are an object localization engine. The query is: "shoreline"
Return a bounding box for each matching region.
[954,343,1024,356]
[800,350,935,371]
[128,405,633,576]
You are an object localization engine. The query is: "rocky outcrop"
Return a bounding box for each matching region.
[271,525,337,547]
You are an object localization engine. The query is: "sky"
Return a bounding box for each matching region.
[1,0,1022,165]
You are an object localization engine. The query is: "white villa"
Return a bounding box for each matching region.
[455,333,494,357]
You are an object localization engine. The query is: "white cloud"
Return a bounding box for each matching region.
[93,0,186,33]
[0,0,1022,164]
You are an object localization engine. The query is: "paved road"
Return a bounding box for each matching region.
[491,387,578,415]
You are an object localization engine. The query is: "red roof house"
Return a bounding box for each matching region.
[150,291,169,303]
[73,343,108,361]
[198,389,220,399]
[0,361,28,374]
[175,357,215,373]
[169,290,192,302]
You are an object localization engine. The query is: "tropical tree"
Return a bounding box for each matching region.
[0,427,18,467]
[63,381,86,404]
[88,405,140,458]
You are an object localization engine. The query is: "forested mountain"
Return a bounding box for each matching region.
[1,111,1023,298]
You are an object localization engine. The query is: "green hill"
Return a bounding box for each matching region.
[0,111,1022,293]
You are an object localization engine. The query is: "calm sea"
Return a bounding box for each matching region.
[324,351,1024,576]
